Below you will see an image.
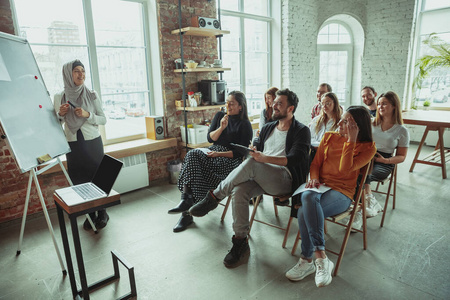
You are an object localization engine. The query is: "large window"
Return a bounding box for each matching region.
[317,22,353,109]
[13,0,154,144]
[410,0,450,110]
[218,0,272,117]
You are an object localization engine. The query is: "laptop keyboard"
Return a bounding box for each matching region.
[73,184,104,200]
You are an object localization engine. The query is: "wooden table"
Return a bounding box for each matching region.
[54,190,137,299]
[402,110,450,179]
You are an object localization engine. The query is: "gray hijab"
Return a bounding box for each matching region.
[62,60,97,134]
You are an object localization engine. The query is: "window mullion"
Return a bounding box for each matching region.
[240,16,246,93]
[82,0,101,95]
[82,0,105,140]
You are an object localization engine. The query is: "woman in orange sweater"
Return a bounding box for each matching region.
[286,106,376,287]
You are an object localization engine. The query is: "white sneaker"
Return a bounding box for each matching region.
[314,257,334,287]
[364,194,378,218]
[347,210,362,232]
[286,258,315,281]
[365,194,381,217]
[371,194,383,213]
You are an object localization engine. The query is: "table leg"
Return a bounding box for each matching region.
[409,126,430,173]
[69,216,90,300]
[438,127,447,179]
[56,205,77,297]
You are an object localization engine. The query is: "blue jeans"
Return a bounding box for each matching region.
[297,189,351,259]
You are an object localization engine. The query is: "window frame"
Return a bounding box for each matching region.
[218,0,280,117]
[317,21,354,108]
[405,0,450,111]
[12,0,163,145]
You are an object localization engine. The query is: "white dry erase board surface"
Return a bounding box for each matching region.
[0,32,70,173]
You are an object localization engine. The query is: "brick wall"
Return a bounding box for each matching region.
[0,0,221,224]
[282,0,415,125]
[0,0,14,35]
[362,0,415,99]
[281,0,319,124]
[159,0,223,140]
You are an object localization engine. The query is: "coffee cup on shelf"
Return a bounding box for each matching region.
[214,59,221,65]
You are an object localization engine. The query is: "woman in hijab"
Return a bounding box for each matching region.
[53,59,108,230]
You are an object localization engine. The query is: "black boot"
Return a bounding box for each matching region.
[173,212,193,232]
[223,235,250,268]
[189,190,219,217]
[168,193,194,214]
[274,197,289,206]
[249,195,263,205]
[96,210,109,229]
[83,212,97,230]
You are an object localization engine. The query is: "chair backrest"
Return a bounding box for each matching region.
[354,159,373,204]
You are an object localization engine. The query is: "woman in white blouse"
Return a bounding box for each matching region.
[54,60,109,231]
[309,92,342,161]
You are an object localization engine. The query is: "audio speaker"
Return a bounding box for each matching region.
[191,16,220,29]
[146,116,165,140]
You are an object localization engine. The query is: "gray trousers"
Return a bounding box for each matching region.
[213,158,292,238]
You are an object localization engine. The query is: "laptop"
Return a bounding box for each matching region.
[55,155,123,206]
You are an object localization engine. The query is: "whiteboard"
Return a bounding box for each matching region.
[0,32,70,173]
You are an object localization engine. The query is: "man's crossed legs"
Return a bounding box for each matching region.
[190,158,292,267]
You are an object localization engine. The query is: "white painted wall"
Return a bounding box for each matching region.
[281,0,417,130]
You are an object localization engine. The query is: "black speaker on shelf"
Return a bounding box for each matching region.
[191,16,220,29]
[146,116,165,140]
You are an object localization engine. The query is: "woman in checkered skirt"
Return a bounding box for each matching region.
[168,91,253,232]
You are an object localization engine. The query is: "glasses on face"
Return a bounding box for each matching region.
[322,101,333,107]
[226,100,238,106]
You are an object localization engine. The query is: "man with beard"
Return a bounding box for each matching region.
[361,86,377,117]
[311,83,332,119]
[190,88,311,268]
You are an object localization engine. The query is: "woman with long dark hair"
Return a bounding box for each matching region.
[285,106,376,287]
[168,91,253,232]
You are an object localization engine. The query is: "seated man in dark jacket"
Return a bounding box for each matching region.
[190,88,310,268]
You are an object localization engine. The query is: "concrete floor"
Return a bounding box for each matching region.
[0,143,449,300]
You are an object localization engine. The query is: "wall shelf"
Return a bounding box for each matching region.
[174,67,230,73]
[174,5,229,149]
[176,104,224,112]
[179,141,213,149]
[171,27,230,37]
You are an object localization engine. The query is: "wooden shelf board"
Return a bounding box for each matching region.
[179,141,212,148]
[171,27,230,37]
[251,119,260,130]
[176,104,224,111]
[40,138,178,175]
[174,67,230,73]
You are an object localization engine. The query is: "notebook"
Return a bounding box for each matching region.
[55,155,123,206]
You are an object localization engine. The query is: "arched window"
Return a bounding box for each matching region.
[317,22,353,108]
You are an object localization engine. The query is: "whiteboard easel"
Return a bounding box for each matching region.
[16,156,98,274]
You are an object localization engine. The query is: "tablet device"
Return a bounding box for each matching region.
[230,143,254,153]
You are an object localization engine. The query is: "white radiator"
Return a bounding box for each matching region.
[112,153,149,194]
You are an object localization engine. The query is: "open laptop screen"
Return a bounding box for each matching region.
[91,155,123,195]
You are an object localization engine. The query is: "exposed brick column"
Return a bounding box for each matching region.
[0,0,15,35]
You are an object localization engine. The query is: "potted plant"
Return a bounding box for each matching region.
[414,33,450,89]
[413,34,450,110]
